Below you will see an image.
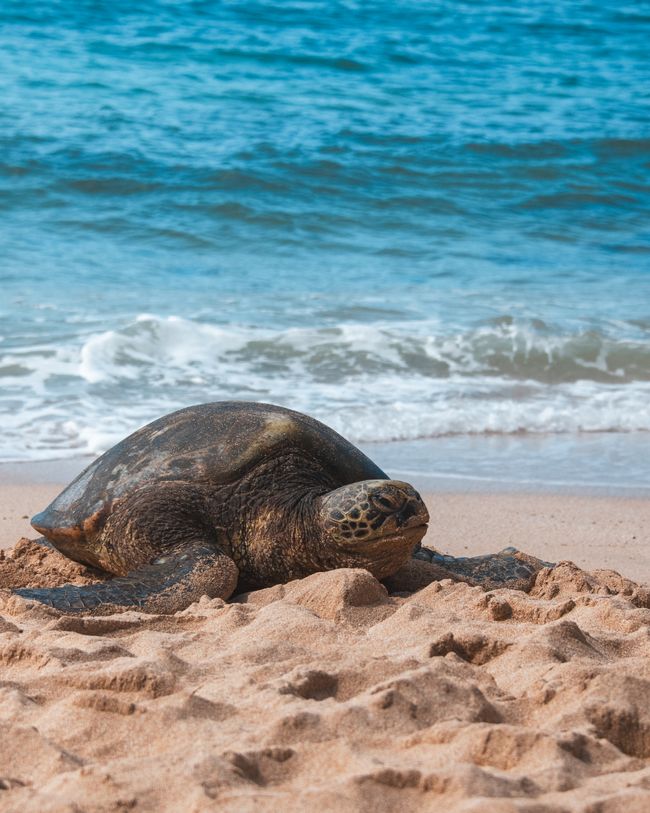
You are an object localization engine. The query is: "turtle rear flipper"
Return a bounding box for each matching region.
[413,546,553,590]
[13,542,238,615]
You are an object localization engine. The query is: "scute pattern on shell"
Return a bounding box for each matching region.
[33,402,388,540]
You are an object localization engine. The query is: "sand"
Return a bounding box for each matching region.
[423,492,650,583]
[1,481,650,811]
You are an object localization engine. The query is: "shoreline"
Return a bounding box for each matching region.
[3,430,650,497]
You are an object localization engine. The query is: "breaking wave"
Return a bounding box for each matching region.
[2,313,650,460]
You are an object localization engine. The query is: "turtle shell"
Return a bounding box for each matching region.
[32,402,388,543]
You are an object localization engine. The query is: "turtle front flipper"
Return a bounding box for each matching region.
[413,546,553,590]
[12,542,238,615]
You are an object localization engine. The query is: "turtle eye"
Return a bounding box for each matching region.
[370,489,406,512]
[374,495,394,509]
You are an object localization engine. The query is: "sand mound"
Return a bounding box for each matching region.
[1,539,650,811]
[0,538,103,590]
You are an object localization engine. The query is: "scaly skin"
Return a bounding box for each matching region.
[14,450,429,613]
[413,546,553,589]
[14,542,239,615]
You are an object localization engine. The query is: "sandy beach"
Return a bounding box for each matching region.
[4,0,648,807]
[1,474,650,811]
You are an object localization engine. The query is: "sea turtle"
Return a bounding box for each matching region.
[14,402,429,614]
[13,402,550,615]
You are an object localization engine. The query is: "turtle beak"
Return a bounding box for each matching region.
[367,481,429,536]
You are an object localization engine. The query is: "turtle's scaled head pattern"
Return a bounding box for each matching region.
[318,479,429,579]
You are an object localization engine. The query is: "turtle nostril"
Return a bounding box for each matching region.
[395,501,418,527]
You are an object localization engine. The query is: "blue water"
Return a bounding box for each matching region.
[1,1,649,470]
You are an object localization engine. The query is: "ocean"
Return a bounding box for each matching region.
[1,1,649,489]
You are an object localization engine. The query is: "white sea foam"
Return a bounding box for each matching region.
[2,313,650,460]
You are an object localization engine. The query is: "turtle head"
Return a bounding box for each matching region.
[317,479,429,580]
